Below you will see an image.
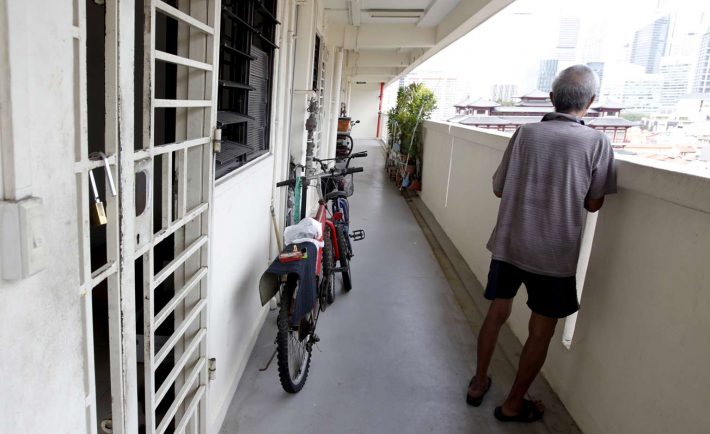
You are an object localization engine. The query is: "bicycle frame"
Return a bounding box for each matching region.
[313,200,340,274]
[289,170,342,267]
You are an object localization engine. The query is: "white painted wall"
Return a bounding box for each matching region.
[348,82,381,139]
[207,156,275,434]
[420,120,710,434]
[0,1,88,433]
[206,1,300,432]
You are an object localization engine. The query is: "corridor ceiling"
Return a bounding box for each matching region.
[323,0,514,84]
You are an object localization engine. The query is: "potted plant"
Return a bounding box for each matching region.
[389,83,436,190]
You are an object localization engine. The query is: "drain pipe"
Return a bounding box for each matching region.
[376,81,384,138]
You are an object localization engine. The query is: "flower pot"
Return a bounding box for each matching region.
[337,117,351,133]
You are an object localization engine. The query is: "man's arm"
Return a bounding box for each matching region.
[585,136,617,212]
[492,128,521,198]
[584,196,604,212]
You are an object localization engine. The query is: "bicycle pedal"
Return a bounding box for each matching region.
[350,229,365,241]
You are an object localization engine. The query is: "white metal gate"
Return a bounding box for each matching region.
[137,1,219,433]
[74,0,218,432]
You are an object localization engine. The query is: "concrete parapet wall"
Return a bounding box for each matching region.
[420,120,710,434]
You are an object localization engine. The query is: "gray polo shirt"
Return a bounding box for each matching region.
[486,112,617,277]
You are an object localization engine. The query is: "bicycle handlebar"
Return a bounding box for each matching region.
[314,151,367,163]
[275,179,295,188]
[275,166,364,188]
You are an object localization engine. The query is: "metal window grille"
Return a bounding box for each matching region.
[215,0,278,178]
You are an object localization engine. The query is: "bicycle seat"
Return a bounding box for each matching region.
[324,190,348,201]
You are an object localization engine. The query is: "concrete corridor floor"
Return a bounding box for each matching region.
[219,140,579,434]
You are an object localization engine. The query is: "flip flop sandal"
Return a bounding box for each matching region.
[494,399,544,423]
[466,376,492,407]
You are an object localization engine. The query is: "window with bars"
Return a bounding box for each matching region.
[216,0,278,179]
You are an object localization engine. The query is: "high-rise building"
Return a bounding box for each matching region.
[586,62,605,95]
[630,15,671,73]
[623,74,663,113]
[660,58,693,113]
[537,59,559,92]
[557,17,580,63]
[401,72,469,121]
[692,28,710,93]
[490,84,518,103]
[665,11,707,58]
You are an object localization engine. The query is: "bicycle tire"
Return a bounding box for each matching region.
[323,225,335,305]
[276,279,313,393]
[344,135,354,156]
[337,225,352,291]
[336,134,354,158]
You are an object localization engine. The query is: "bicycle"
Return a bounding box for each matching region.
[316,151,367,294]
[336,118,360,158]
[264,164,363,393]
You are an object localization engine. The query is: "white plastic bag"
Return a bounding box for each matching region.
[284,217,323,248]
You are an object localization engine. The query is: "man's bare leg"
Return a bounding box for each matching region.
[469,298,513,396]
[500,312,558,416]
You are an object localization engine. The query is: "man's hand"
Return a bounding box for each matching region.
[584,196,604,212]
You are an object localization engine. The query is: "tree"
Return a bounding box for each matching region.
[621,111,646,122]
[388,82,437,163]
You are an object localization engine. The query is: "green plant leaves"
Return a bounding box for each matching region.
[387,82,437,160]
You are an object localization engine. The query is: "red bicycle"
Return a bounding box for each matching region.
[261,164,363,393]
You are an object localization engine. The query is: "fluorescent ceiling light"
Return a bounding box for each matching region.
[366,9,425,19]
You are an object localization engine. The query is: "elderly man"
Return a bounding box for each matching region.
[466,65,617,422]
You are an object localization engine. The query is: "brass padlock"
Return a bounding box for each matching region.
[89,169,108,226]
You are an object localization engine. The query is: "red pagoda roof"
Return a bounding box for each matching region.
[454,97,475,107]
[519,89,550,100]
[592,99,625,110]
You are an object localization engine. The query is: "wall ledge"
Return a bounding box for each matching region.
[424,120,710,214]
[215,153,274,194]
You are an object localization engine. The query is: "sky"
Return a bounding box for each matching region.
[409,0,710,98]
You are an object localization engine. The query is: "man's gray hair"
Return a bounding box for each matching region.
[551,65,599,113]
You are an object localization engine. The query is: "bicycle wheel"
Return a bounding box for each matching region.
[337,225,352,291]
[343,135,354,156]
[323,225,335,305]
[276,279,313,393]
[336,134,354,158]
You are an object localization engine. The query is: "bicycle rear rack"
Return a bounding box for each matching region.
[350,229,365,241]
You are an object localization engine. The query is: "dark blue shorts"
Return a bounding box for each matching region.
[484,260,579,319]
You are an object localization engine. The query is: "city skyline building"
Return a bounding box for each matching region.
[491,84,519,103]
[556,16,581,63]
[692,28,710,93]
[623,74,663,114]
[664,8,710,58]
[660,57,693,113]
[630,15,671,73]
[537,59,559,92]
[586,61,605,95]
[400,71,469,121]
